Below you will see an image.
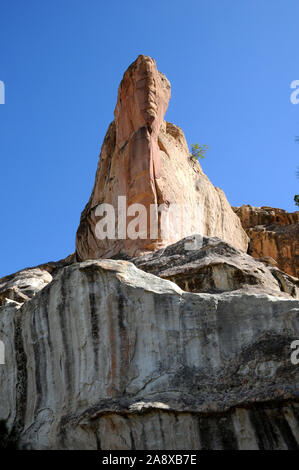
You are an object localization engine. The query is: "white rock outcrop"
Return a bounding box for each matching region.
[0,259,298,449]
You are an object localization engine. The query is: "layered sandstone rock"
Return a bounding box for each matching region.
[234,205,299,277]
[0,260,298,449]
[76,55,248,260]
[234,205,299,229]
[132,235,299,298]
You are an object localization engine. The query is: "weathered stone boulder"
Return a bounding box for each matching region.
[269,267,299,298]
[0,254,76,307]
[76,55,248,261]
[132,235,299,298]
[0,268,52,306]
[1,260,298,449]
[234,205,299,277]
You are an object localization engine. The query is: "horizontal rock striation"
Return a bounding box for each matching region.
[234,205,299,277]
[234,205,299,229]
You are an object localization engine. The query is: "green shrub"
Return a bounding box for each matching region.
[190,143,208,162]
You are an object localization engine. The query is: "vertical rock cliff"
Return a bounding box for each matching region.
[76,55,248,260]
[0,56,298,450]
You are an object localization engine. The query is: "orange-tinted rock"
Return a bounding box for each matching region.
[234,205,299,277]
[76,55,248,260]
[233,205,299,229]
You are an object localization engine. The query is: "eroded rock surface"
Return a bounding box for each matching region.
[0,268,52,306]
[132,235,298,298]
[234,205,299,277]
[234,205,299,228]
[76,55,248,260]
[0,253,76,306]
[81,402,299,450]
[0,260,298,449]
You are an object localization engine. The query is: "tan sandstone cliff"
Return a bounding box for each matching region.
[0,56,299,450]
[76,55,248,260]
[234,205,299,277]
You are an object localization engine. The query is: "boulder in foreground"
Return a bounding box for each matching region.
[1,259,298,449]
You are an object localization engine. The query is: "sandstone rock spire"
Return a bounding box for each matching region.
[76,55,248,260]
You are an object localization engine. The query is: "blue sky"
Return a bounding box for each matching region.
[0,0,298,278]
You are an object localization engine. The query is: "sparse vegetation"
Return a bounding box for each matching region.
[190,143,208,162]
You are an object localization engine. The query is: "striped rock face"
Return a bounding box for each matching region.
[0,259,298,449]
[76,55,248,261]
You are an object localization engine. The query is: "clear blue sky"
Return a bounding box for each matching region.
[0,0,298,278]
